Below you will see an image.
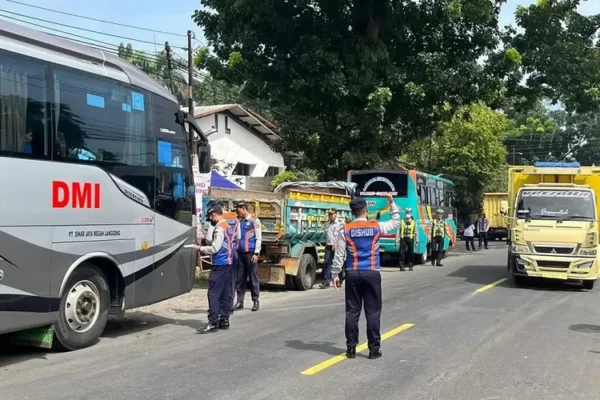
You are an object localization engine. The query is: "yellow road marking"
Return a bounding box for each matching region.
[475,278,508,293]
[301,323,415,376]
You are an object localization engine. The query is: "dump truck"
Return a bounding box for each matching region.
[502,162,600,289]
[204,182,354,290]
[482,192,508,241]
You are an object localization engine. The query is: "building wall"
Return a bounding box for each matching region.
[195,113,286,179]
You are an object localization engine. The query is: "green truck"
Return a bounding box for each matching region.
[205,182,354,290]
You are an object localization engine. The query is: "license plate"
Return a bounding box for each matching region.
[541,272,568,280]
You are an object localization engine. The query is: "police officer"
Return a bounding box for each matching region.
[331,193,400,359]
[234,201,262,312]
[194,204,235,334]
[431,209,446,267]
[397,208,416,271]
[319,208,344,289]
[223,209,241,310]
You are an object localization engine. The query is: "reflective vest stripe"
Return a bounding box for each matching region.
[370,231,381,270]
[345,236,360,271]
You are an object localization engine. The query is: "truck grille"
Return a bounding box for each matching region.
[538,261,571,269]
[533,246,574,255]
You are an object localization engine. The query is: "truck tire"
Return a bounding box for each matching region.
[54,263,110,351]
[582,280,595,290]
[294,253,317,291]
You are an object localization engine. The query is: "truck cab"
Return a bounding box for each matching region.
[504,162,600,289]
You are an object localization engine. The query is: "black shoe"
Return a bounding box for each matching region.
[399,266,406,271]
[368,350,382,359]
[430,259,435,266]
[346,347,356,359]
[409,265,413,271]
[234,303,244,310]
[252,301,259,312]
[218,319,230,330]
[197,323,218,334]
[436,262,443,267]
[319,283,330,289]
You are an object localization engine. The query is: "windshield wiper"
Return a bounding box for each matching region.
[557,215,593,223]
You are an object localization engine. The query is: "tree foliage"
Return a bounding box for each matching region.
[403,103,508,217]
[192,0,517,178]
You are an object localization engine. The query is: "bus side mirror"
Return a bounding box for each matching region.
[197,143,211,174]
[500,200,508,216]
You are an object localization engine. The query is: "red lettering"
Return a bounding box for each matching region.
[52,181,70,208]
[52,181,101,209]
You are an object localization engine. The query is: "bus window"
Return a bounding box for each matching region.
[0,52,49,159]
[349,171,409,197]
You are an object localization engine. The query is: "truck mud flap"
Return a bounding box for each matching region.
[258,264,286,286]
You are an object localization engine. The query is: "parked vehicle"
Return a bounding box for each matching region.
[205,182,353,290]
[482,192,508,241]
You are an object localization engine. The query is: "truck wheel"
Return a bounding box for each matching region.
[294,254,317,291]
[54,264,109,351]
[582,280,595,290]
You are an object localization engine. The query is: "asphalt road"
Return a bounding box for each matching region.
[2,242,600,400]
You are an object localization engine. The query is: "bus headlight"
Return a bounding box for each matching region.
[579,248,597,256]
[512,244,529,254]
[578,261,593,269]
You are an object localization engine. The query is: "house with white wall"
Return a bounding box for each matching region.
[183,104,286,189]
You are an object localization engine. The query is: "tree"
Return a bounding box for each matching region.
[403,102,508,218]
[192,1,516,178]
[502,0,600,114]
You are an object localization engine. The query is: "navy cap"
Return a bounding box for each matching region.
[349,197,367,211]
[235,201,249,209]
[206,204,223,220]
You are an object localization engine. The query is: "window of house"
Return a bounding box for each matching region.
[213,114,218,131]
[233,162,251,176]
[266,166,279,177]
[225,115,231,134]
[0,51,49,159]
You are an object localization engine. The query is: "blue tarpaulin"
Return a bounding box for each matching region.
[211,171,242,190]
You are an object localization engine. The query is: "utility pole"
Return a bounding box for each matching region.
[187,30,194,121]
[164,42,175,94]
[512,146,515,165]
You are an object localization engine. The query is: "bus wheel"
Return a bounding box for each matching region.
[415,252,427,265]
[54,263,110,351]
[294,254,316,291]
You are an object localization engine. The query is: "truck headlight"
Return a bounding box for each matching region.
[512,244,529,254]
[579,248,597,256]
[578,261,593,269]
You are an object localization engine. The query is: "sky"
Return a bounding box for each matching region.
[0,0,598,60]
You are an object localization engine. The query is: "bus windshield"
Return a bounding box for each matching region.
[349,171,409,197]
[516,189,595,220]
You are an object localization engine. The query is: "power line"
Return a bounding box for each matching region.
[6,0,187,38]
[0,9,187,49]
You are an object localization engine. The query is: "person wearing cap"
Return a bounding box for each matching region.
[331,193,400,360]
[397,207,416,271]
[431,209,447,267]
[193,204,235,334]
[234,201,262,312]
[319,208,344,289]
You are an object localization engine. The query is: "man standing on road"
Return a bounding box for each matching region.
[319,208,344,289]
[193,204,234,334]
[431,209,446,267]
[477,212,489,250]
[397,207,416,271]
[234,201,262,312]
[331,193,400,360]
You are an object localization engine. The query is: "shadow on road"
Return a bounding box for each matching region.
[284,339,345,356]
[569,324,600,334]
[511,278,587,292]
[448,264,509,285]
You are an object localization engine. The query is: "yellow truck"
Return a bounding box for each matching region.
[502,162,600,289]
[482,192,508,241]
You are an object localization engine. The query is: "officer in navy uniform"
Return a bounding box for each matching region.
[430,209,446,267]
[331,194,400,359]
[234,201,262,312]
[194,204,235,334]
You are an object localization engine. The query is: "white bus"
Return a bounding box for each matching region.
[0,19,211,350]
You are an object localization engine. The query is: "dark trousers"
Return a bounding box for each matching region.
[398,238,414,266]
[207,264,233,325]
[431,236,444,264]
[478,232,488,249]
[231,251,238,311]
[321,246,334,284]
[465,236,475,251]
[345,270,382,353]
[236,252,260,304]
